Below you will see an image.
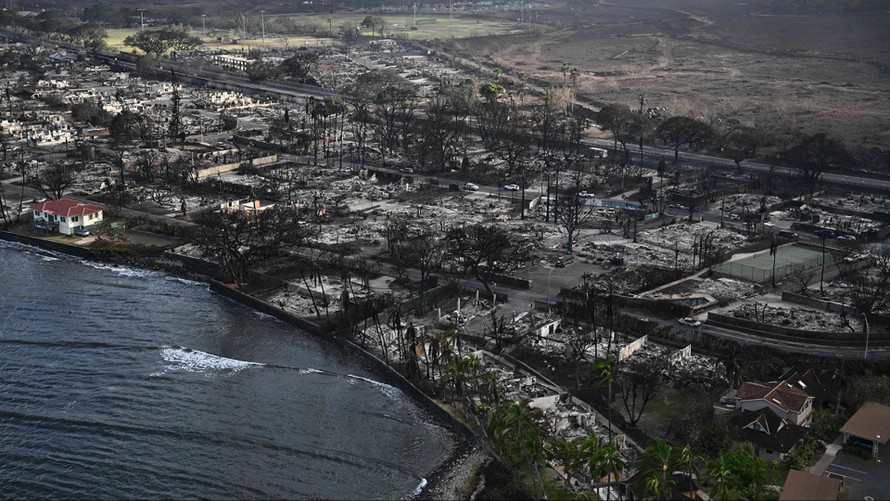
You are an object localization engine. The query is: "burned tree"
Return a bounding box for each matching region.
[557,175,595,253]
[402,229,445,312]
[617,358,667,427]
[32,161,74,200]
[445,223,528,300]
[192,207,315,288]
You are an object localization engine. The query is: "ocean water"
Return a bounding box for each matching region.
[0,241,454,499]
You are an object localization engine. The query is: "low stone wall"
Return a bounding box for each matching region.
[0,230,96,259]
[706,312,890,345]
[781,291,859,316]
[616,295,693,316]
[163,251,221,278]
[208,280,483,446]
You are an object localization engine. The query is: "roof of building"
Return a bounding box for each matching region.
[731,409,808,454]
[737,380,811,413]
[779,470,841,501]
[32,198,103,218]
[840,401,890,443]
[779,363,842,406]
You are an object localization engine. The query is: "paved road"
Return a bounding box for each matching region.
[581,137,890,193]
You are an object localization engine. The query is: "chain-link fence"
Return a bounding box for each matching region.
[716,249,825,283]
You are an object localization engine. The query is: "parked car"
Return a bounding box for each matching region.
[724,213,740,221]
[399,167,414,173]
[837,234,857,241]
[74,228,90,237]
[813,229,834,239]
[462,182,480,191]
[678,317,701,328]
[577,191,593,198]
[503,184,520,191]
[778,230,798,239]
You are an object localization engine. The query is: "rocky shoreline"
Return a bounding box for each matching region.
[418,440,490,500]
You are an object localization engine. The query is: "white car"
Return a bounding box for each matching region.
[503,184,520,191]
[678,317,701,328]
[837,234,857,241]
[462,182,480,191]
[577,191,593,198]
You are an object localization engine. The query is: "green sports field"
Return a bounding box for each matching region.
[715,245,826,282]
[105,14,522,54]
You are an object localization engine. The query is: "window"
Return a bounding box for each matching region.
[72,216,79,222]
[60,216,66,222]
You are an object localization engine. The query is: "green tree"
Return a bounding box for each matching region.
[279,52,320,83]
[124,26,203,58]
[580,432,625,501]
[782,133,851,195]
[655,116,715,164]
[547,438,582,489]
[705,453,737,501]
[591,355,618,443]
[707,446,780,499]
[488,401,546,498]
[636,440,703,500]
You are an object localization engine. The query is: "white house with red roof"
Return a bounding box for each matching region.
[32,198,104,236]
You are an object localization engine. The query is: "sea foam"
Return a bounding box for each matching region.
[156,346,264,375]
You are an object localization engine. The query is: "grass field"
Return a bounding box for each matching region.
[104,14,522,54]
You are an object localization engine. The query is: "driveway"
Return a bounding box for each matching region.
[824,447,890,500]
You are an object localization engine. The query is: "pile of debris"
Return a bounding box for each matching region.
[728,302,863,332]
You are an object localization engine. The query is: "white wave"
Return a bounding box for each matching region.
[158,346,264,375]
[299,368,323,375]
[82,260,156,278]
[253,310,276,320]
[346,374,403,400]
[1,240,66,261]
[411,478,428,498]
[165,276,205,287]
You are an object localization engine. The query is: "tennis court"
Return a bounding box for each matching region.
[715,245,826,282]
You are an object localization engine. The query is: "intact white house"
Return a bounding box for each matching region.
[32,198,104,235]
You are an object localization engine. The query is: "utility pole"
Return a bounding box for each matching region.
[413,3,417,28]
[201,14,206,36]
[863,312,870,360]
[138,9,145,31]
[260,10,266,44]
[639,94,645,174]
[819,234,827,295]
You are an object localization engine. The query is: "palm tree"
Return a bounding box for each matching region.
[676,444,703,489]
[490,401,546,498]
[548,438,582,489]
[594,442,626,501]
[578,431,624,501]
[444,353,481,401]
[705,453,737,501]
[636,439,677,500]
[591,355,617,442]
